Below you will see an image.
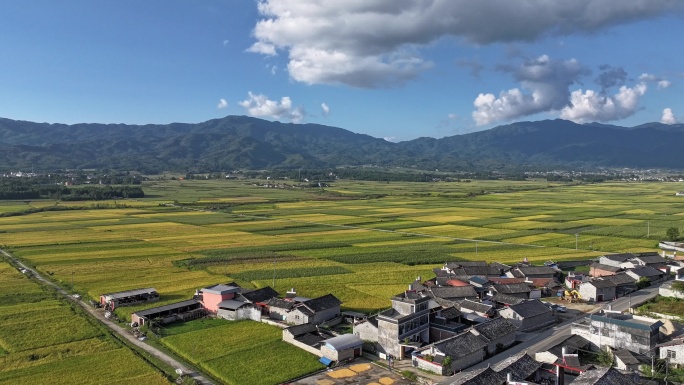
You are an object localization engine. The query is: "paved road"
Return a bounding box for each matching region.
[0,248,214,385]
[442,284,662,384]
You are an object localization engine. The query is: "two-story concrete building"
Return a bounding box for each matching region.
[571,312,663,354]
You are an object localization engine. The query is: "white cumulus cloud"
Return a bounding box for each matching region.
[321,103,330,116]
[559,83,647,123]
[238,92,304,123]
[472,55,587,125]
[662,108,678,124]
[639,73,671,90]
[217,99,228,109]
[249,0,679,87]
[658,80,672,89]
[639,73,657,82]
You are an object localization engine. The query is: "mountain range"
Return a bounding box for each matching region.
[1,116,683,172]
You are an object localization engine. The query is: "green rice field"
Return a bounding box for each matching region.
[2,178,684,384]
[160,320,323,385]
[0,261,169,385]
[2,179,683,314]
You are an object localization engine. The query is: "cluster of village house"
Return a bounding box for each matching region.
[98,251,684,385]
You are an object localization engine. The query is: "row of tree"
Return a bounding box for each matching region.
[0,185,144,200]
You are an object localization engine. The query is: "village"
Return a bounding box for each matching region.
[94,246,684,385]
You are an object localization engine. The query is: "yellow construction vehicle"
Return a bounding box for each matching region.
[562,290,582,302]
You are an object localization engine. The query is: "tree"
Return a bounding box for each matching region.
[442,355,453,375]
[636,277,651,290]
[442,355,453,367]
[596,348,614,367]
[667,227,680,242]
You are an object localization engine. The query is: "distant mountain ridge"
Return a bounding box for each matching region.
[1,116,683,172]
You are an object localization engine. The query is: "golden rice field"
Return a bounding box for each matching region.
[3,179,684,319]
[0,262,169,385]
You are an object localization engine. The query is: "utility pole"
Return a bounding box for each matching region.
[475,242,478,257]
[647,221,650,238]
[71,271,74,291]
[575,234,579,250]
[665,356,669,385]
[272,258,276,288]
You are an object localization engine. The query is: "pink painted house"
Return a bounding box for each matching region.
[199,284,240,313]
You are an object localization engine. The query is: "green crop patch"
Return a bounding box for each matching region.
[161,320,323,384]
[0,178,682,379]
[0,260,170,384]
[233,265,352,281]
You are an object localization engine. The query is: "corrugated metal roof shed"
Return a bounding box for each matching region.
[133,299,200,318]
[217,300,250,310]
[324,334,363,351]
[102,288,157,301]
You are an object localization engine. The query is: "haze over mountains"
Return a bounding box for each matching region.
[1,116,683,172]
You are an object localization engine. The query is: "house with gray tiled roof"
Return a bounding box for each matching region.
[471,317,517,354]
[492,353,543,384]
[599,253,635,268]
[613,349,649,371]
[429,285,478,301]
[590,262,623,277]
[424,331,488,372]
[489,282,531,299]
[286,294,342,325]
[454,299,496,318]
[489,293,526,307]
[266,294,341,325]
[266,297,296,320]
[578,279,617,302]
[508,265,557,279]
[571,367,638,385]
[447,367,502,385]
[498,299,554,331]
[447,353,543,384]
[622,253,668,269]
[535,334,591,364]
[626,266,665,284]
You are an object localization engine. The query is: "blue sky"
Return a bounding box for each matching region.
[1,1,682,141]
